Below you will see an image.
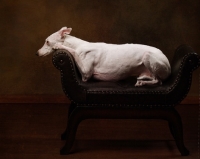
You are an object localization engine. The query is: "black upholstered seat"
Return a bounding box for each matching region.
[52,44,200,155]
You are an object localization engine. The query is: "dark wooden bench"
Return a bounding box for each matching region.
[52,44,200,155]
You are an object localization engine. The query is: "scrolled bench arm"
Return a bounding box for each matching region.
[165,45,200,104]
[52,49,86,103]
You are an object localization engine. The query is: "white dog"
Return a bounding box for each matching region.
[37,27,171,86]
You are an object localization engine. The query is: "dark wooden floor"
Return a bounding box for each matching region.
[0,103,199,159]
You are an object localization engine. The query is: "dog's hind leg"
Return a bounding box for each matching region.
[135,76,161,86]
[135,52,162,87]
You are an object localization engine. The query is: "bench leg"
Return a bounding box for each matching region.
[60,108,81,155]
[68,102,76,119]
[61,129,67,141]
[59,107,189,156]
[168,109,189,156]
[61,103,77,141]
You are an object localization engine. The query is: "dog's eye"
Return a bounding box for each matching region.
[46,40,50,45]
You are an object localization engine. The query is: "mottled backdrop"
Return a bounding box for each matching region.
[0,0,199,96]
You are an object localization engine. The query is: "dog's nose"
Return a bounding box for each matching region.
[36,52,39,56]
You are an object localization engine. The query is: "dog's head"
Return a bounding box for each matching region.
[37,27,72,56]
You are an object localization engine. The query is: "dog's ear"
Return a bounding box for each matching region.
[59,27,72,39]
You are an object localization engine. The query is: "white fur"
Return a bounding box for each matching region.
[37,27,171,86]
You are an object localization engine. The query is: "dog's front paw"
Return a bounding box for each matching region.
[53,43,63,50]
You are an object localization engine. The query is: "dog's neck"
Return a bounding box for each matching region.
[63,35,88,50]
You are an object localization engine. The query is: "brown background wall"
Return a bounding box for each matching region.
[0,0,200,97]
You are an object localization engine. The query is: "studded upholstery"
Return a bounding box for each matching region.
[52,44,200,107]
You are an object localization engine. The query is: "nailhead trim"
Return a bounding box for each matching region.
[52,51,85,103]
[52,49,200,108]
[76,103,174,108]
[167,52,200,105]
